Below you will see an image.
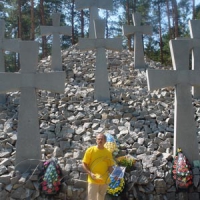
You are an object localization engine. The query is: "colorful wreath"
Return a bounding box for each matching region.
[107,177,125,196]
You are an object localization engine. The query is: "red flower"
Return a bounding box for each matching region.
[55,186,59,191]
[47,189,52,193]
[43,186,47,191]
[42,181,47,186]
[53,182,58,186]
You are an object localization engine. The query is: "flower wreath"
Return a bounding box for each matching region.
[107,176,125,196]
[39,158,62,195]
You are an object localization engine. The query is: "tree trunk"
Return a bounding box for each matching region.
[158,2,163,64]
[71,0,75,44]
[80,10,84,38]
[17,0,22,39]
[166,0,172,39]
[126,0,131,50]
[30,0,35,40]
[133,0,137,12]
[172,0,179,38]
[106,11,109,38]
[40,0,47,58]
[17,0,22,69]
[193,0,195,19]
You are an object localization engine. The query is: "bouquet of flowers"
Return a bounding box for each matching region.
[116,155,137,171]
[104,133,118,154]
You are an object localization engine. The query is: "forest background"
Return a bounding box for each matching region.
[1,0,200,71]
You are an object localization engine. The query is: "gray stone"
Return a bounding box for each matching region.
[189,193,199,200]
[0,165,7,175]
[0,174,11,185]
[193,168,200,187]
[3,119,13,132]
[60,141,71,151]
[0,190,9,199]
[154,179,166,194]
[136,146,147,155]
[178,192,188,200]
[18,173,29,184]
[0,151,11,158]
[53,146,63,157]
[5,184,12,192]
[11,187,26,199]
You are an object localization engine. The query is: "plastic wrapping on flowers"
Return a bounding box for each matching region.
[107,177,125,196]
[104,133,119,154]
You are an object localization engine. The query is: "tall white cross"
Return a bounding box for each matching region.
[78,19,122,101]
[189,20,200,98]
[122,12,152,69]
[75,0,113,38]
[0,41,65,172]
[147,38,200,162]
[0,20,20,104]
[40,13,72,71]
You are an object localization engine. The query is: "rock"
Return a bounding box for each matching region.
[154,179,167,194]
[0,190,9,199]
[0,165,7,175]
[10,187,26,199]
[53,146,63,157]
[0,174,11,185]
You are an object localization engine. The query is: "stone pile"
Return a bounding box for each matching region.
[1,44,200,200]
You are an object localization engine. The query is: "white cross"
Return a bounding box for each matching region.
[78,19,122,101]
[0,19,20,104]
[147,38,200,162]
[40,13,72,71]
[123,12,152,69]
[0,41,65,172]
[189,20,200,98]
[75,0,113,38]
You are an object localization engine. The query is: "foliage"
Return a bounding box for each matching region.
[1,0,199,70]
[195,4,200,19]
[115,155,136,171]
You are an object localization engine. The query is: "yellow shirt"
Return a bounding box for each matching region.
[82,146,114,184]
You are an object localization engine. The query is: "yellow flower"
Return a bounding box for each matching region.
[107,178,125,196]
